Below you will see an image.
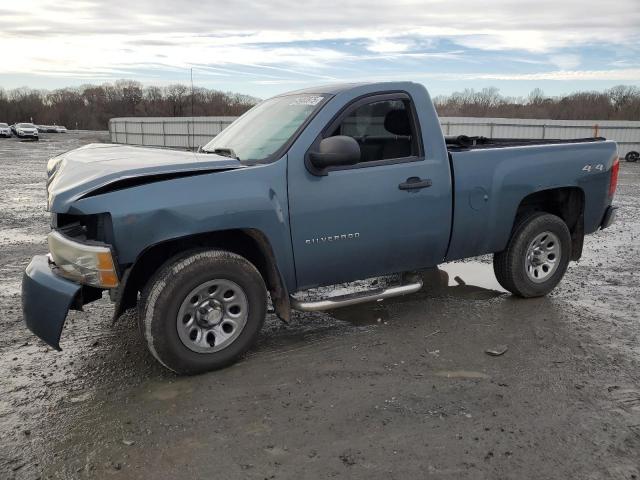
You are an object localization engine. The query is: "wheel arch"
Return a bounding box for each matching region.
[113,228,290,321]
[512,186,585,261]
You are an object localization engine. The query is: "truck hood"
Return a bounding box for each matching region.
[47,143,245,212]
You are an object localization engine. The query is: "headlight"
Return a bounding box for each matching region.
[17,129,23,134]
[48,231,119,288]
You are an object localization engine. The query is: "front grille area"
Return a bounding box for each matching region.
[56,221,87,239]
[52,213,114,243]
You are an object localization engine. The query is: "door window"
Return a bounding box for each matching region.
[329,99,418,163]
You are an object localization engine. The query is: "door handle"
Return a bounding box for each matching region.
[398,177,432,190]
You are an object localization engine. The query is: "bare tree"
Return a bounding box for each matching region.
[434,85,640,121]
[2,81,639,130]
[0,81,258,129]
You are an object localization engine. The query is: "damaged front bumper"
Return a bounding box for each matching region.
[22,229,118,350]
[22,255,81,350]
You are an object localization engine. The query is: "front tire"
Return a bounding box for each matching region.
[138,250,267,375]
[493,212,571,297]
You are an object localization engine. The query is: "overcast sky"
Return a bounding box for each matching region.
[2,0,639,98]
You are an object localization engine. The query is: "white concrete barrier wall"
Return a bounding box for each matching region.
[440,117,640,156]
[109,117,237,149]
[109,116,640,157]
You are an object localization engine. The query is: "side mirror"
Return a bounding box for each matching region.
[308,136,360,173]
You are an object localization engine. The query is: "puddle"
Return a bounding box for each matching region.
[428,261,507,298]
[330,261,506,326]
[254,313,351,359]
[142,380,194,401]
[331,303,390,326]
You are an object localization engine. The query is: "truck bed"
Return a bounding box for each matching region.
[445,135,606,151]
[445,138,618,262]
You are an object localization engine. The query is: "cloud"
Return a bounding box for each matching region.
[366,39,414,54]
[549,54,581,70]
[0,0,639,93]
[461,68,640,82]
[4,0,637,48]
[371,68,640,82]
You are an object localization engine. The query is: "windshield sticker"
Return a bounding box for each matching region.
[289,96,324,106]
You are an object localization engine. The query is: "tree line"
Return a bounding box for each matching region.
[433,85,640,121]
[0,80,258,130]
[1,81,639,130]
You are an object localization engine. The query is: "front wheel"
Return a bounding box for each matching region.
[138,250,267,375]
[493,212,571,297]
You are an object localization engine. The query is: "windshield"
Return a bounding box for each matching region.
[17,123,35,128]
[0,123,7,127]
[203,94,326,162]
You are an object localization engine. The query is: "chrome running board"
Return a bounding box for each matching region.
[290,276,423,312]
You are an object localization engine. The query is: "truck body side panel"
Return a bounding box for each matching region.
[446,140,617,261]
[66,160,298,291]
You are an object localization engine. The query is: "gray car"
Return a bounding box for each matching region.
[11,123,39,140]
[0,123,11,138]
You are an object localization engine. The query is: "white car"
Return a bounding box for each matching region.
[11,123,39,140]
[53,125,68,133]
[0,123,11,137]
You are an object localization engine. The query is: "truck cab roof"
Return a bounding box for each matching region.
[282,81,422,96]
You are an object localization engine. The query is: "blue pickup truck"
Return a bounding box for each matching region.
[22,82,619,374]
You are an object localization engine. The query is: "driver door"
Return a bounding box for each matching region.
[287,93,452,290]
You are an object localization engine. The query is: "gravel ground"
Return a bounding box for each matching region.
[0,132,639,479]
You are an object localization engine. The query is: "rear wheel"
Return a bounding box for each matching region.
[138,249,267,375]
[493,212,571,297]
[625,151,639,162]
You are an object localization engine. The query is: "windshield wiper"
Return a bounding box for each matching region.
[205,147,240,160]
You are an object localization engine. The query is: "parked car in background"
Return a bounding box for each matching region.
[36,124,68,133]
[0,123,11,137]
[11,123,39,140]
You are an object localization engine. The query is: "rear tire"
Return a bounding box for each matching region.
[625,151,639,162]
[493,212,571,297]
[138,249,267,375]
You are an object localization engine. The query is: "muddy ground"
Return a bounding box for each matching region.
[0,132,638,479]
